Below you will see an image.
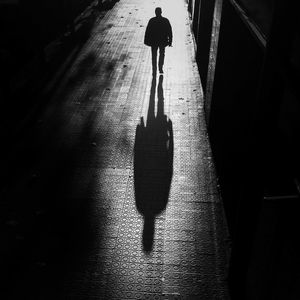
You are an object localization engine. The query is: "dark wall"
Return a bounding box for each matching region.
[188,0,300,298]
[208,0,265,234]
[196,0,216,92]
[201,0,300,298]
[236,0,274,35]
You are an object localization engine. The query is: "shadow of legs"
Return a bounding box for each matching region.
[143,215,155,252]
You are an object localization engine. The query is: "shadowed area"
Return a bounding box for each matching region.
[0,62,107,300]
[134,75,173,252]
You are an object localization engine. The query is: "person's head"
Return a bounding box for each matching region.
[155,7,162,17]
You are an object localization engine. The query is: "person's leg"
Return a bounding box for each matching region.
[158,46,165,73]
[151,46,158,74]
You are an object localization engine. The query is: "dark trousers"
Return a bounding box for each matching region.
[151,46,165,72]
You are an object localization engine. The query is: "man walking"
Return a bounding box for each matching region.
[144,7,173,75]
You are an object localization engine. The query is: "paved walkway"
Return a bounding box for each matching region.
[2,0,229,299]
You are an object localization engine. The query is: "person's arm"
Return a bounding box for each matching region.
[168,20,173,46]
[144,21,150,46]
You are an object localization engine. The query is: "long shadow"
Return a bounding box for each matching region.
[134,75,173,252]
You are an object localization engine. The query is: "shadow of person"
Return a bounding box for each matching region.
[134,75,173,252]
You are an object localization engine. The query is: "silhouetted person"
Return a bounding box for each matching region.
[144,7,173,75]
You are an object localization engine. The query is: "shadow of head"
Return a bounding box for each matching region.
[134,75,173,252]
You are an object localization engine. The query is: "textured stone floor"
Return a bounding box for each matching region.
[2,0,229,299]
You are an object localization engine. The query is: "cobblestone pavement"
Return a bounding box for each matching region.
[2,0,229,299]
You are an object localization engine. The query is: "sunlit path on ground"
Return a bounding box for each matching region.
[2,0,229,299]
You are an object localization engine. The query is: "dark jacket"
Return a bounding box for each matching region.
[144,16,172,47]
